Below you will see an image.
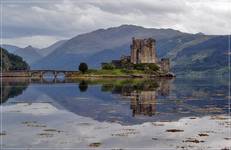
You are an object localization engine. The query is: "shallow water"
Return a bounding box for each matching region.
[1,77,229,125]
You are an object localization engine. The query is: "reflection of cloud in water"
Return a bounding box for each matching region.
[2,103,231,149]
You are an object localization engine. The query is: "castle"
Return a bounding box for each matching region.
[102,37,170,73]
[130,37,170,73]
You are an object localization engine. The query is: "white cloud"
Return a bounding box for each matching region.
[1,0,230,47]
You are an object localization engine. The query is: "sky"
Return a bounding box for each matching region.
[1,0,230,48]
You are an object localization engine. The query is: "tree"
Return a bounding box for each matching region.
[79,62,88,73]
[102,63,115,70]
[79,80,88,92]
[1,47,29,71]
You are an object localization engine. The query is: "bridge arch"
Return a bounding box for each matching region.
[30,71,43,78]
[42,71,57,79]
[55,71,66,78]
[30,70,66,79]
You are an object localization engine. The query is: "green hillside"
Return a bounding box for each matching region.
[168,35,230,77]
[0,47,30,71]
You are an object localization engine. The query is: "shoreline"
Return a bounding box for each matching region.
[1,73,175,79]
[66,74,175,79]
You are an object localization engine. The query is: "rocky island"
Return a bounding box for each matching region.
[70,37,174,79]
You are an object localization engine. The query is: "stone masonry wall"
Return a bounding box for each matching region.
[131,37,158,64]
[158,58,170,73]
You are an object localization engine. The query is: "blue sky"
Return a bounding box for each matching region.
[1,0,230,48]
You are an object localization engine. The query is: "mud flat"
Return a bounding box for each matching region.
[1,103,230,149]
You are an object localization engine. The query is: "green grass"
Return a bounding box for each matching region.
[85,69,145,76]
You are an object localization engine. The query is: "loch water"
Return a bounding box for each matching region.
[1,77,229,125]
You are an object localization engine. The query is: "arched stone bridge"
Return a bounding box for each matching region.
[1,70,78,79]
[29,70,78,79]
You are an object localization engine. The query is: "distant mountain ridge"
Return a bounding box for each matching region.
[1,44,21,53]
[14,45,42,64]
[38,40,67,57]
[32,25,188,69]
[2,40,67,65]
[2,25,229,76]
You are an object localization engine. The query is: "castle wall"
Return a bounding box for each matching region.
[158,58,170,73]
[131,38,158,64]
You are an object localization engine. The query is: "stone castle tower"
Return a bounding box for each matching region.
[130,37,158,64]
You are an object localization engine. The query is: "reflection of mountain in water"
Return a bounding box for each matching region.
[2,77,229,125]
[1,79,29,104]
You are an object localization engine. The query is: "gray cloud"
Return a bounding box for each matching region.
[90,0,188,15]
[1,0,230,48]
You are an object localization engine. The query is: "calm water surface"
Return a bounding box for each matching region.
[1,77,229,125]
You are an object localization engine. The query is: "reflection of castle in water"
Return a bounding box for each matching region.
[104,79,171,117]
[129,79,170,117]
[130,91,157,116]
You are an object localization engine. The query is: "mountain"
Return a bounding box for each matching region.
[32,25,187,70]
[1,44,21,53]
[37,40,67,57]
[0,47,29,71]
[32,25,229,76]
[14,45,42,64]
[171,35,229,76]
[1,41,66,65]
